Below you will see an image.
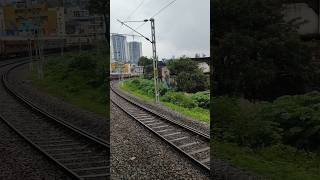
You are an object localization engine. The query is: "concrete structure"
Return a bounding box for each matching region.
[1,2,60,37]
[283,3,320,34]
[54,7,65,36]
[110,62,131,74]
[65,7,105,44]
[161,66,171,85]
[127,41,142,65]
[111,33,128,62]
[130,64,144,76]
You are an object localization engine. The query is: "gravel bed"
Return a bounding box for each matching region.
[0,120,73,180]
[110,103,210,179]
[0,64,72,180]
[112,82,209,136]
[8,63,109,142]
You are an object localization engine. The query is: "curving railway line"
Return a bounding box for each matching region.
[0,60,109,180]
[110,81,210,173]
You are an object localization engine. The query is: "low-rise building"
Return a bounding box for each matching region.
[65,7,105,44]
[130,64,144,76]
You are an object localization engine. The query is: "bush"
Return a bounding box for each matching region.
[212,96,282,148]
[191,91,210,109]
[68,54,96,72]
[126,78,169,96]
[175,71,208,93]
[161,91,196,108]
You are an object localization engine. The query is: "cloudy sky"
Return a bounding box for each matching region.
[110,0,210,60]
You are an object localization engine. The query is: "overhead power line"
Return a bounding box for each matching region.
[151,0,177,18]
[117,19,152,43]
[135,0,178,31]
[125,0,147,21]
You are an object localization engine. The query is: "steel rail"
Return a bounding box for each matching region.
[0,61,109,180]
[110,81,210,173]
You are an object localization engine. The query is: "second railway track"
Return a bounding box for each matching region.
[110,81,210,173]
[0,61,110,180]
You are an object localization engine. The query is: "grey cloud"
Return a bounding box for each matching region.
[111,0,210,59]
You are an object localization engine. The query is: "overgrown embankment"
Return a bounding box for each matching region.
[212,93,320,180]
[30,52,108,116]
[120,78,210,123]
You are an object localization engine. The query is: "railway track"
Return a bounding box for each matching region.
[110,81,210,173]
[0,61,109,180]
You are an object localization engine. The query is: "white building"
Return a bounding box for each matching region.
[283,3,319,34]
[127,41,142,65]
[111,33,128,63]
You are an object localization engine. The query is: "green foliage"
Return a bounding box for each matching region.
[167,57,198,76]
[213,0,315,100]
[125,78,168,97]
[31,52,108,115]
[191,91,210,109]
[213,96,282,148]
[213,92,320,150]
[68,54,96,72]
[175,71,208,93]
[213,141,320,180]
[161,91,196,108]
[167,57,208,92]
[259,91,320,150]
[138,56,153,79]
[121,78,209,122]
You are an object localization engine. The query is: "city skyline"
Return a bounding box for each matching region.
[110,0,210,60]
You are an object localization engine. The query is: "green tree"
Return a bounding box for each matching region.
[138,56,153,79]
[176,71,207,93]
[88,0,109,42]
[167,57,208,92]
[213,0,314,101]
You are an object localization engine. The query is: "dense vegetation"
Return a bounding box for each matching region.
[31,50,109,116]
[213,93,320,179]
[212,0,320,179]
[167,57,209,93]
[213,0,317,101]
[121,78,210,123]
[139,56,209,93]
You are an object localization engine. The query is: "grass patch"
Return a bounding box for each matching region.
[213,141,320,180]
[119,78,209,123]
[30,51,109,117]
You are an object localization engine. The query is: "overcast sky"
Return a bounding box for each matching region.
[110,0,210,60]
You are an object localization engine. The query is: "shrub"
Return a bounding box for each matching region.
[68,54,96,72]
[127,78,169,96]
[161,91,196,108]
[175,71,207,93]
[212,96,282,148]
[191,91,210,109]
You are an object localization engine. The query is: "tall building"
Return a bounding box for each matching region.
[127,41,142,65]
[111,33,128,62]
[283,3,319,34]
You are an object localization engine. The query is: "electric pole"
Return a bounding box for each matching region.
[150,18,159,103]
[117,18,160,103]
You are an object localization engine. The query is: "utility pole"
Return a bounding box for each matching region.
[150,18,159,103]
[117,19,160,103]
